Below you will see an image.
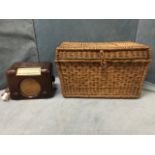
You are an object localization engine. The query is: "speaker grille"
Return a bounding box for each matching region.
[20,78,41,98]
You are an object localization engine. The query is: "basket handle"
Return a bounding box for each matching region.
[100,50,107,69]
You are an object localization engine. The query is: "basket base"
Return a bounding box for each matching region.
[62,94,140,99]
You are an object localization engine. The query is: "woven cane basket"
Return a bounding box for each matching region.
[55,42,151,98]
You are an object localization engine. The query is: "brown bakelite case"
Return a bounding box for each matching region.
[6,62,55,100]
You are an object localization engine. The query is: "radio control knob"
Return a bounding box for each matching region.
[13,92,18,96]
[43,91,47,94]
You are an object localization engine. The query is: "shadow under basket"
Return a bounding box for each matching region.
[55,42,151,98]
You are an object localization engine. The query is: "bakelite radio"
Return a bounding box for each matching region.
[6,62,55,100]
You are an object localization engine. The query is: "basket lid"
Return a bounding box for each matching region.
[57,41,150,50]
[56,42,151,62]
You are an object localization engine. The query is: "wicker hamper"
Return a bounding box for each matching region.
[55,42,151,98]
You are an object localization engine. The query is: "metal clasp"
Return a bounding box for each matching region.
[100,50,107,69]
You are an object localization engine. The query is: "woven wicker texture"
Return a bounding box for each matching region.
[56,42,151,98]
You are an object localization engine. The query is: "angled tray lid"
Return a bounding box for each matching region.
[56,42,151,62]
[57,41,150,50]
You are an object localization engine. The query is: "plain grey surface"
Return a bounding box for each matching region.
[0,19,38,89]
[0,78,155,135]
[34,19,138,74]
